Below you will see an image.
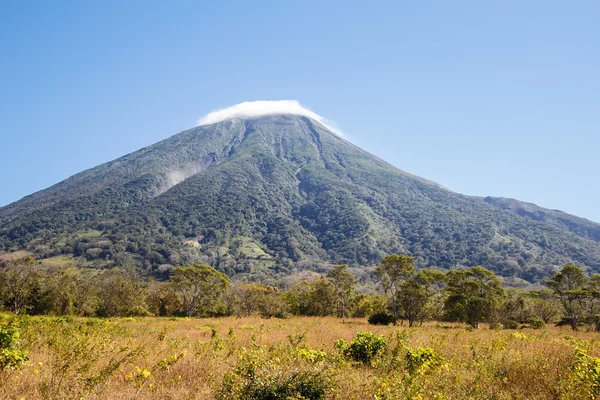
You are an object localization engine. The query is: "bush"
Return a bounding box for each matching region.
[274,310,291,319]
[571,347,600,395]
[221,370,329,399]
[298,348,327,364]
[336,332,387,364]
[526,317,545,329]
[0,325,28,371]
[405,346,444,373]
[368,312,395,326]
[504,319,520,329]
[216,346,332,400]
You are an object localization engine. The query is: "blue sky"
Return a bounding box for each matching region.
[1,1,599,222]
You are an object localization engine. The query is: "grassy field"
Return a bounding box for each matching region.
[2,315,600,399]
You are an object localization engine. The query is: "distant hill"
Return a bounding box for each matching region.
[1,114,599,283]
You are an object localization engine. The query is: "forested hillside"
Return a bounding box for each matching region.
[1,115,599,283]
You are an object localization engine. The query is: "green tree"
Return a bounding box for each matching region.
[0,257,41,314]
[579,274,600,332]
[230,284,262,317]
[397,269,446,327]
[525,289,561,324]
[350,293,388,318]
[170,264,230,317]
[253,286,287,318]
[230,284,287,318]
[444,266,504,329]
[375,255,415,323]
[491,288,527,327]
[146,279,182,316]
[95,269,149,317]
[41,265,96,316]
[397,278,427,327]
[283,279,336,316]
[546,264,587,331]
[415,269,447,322]
[327,265,356,320]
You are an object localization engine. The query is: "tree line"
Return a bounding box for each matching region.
[0,255,596,331]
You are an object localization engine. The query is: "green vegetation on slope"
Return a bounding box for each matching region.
[1,115,600,282]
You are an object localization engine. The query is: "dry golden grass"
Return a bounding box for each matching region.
[0,251,33,261]
[38,255,77,268]
[2,316,600,399]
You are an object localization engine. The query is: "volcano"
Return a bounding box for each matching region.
[2,102,599,283]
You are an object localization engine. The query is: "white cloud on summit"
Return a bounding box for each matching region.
[197,100,342,136]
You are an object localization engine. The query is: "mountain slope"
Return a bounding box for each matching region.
[1,114,599,282]
[484,197,600,241]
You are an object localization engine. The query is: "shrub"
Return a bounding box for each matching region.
[526,317,545,329]
[0,325,28,371]
[405,346,444,374]
[216,346,332,400]
[571,347,600,395]
[298,348,327,364]
[368,313,395,326]
[373,345,445,399]
[275,310,291,319]
[221,370,330,399]
[336,332,387,364]
[510,331,533,342]
[504,319,520,329]
[37,318,141,398]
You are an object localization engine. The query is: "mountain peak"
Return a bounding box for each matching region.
[196,100,342,136]
[2,106,600,283]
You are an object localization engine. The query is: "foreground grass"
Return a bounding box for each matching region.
[2,315,600,399]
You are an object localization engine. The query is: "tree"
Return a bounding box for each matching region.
[170,264,230,317]
[493,288,527,327]
[253,286,287,318]
[327,265,355,320]
[395,269,447,327]
[579,274,600,332]
[415,269,447,322]
[351,293,388,318]
[546,264,587,331]
[42,265,89,315]
[230,284,287,318]
[0,257,41,314]
[397,278,427,327]
[444,266,504,329]
[283,279,336,316]
[375,255,415,323]
[95,269,149,317]
[525,289,561,324]
[230,284,261,317]
[146,279,182,317]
